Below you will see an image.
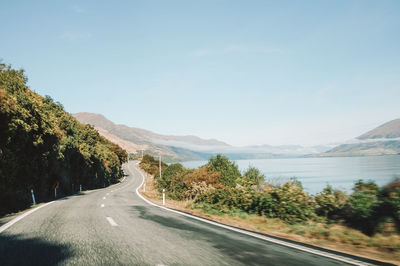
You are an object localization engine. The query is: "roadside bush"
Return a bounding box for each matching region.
[155,163,187,200]
[198,179,315,223]
[198,187,249,213]
[140,155,167,176]
[253,193,277,217]
[183,167,222,188]
[315,185,348,220]
[206,154,241,187]
[185,181,216,201]
[345,180,380,235]
[380,179,400,233]
[239,166,265,190]
[268,180,316,223]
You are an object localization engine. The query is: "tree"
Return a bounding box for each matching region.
[206,154,241,187]
[243,166,265,189]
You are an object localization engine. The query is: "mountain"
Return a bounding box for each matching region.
[74,112,335,161]
[358,119,400,139]
[320,119,400,157]
[73,112,229,161]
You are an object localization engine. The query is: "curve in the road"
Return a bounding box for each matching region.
[0,161,393,266]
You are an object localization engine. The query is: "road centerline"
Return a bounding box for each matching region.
[106,217,118,226]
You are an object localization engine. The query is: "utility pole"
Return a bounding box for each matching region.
[159,155,161,179]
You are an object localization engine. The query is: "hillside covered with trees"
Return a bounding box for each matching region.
[0,64,127,215]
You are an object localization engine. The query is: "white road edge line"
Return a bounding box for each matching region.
[106,217,118,226]
[0,202,54,234]
[130,163,373,266]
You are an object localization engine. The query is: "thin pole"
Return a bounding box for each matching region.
[159,155,161,179]
[31,189,36,205]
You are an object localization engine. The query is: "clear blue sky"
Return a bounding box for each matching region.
[1,0,399,146]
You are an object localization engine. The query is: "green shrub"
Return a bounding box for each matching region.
[183,167,222,188]
[315,185,348,220]
[206,154,241,187]
[140,154,167,176]
[198,179,314,224]
[240,166,265,190]
[155,163,187,200]
[268,180,316,223]
[380,178,400,233]
[345,180,380,235]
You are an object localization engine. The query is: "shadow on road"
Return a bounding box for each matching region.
[0,234,72,266]
[131,205,394,266]
[131,205,286,265]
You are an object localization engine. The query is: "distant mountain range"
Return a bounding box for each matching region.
[74,112,400,161]
[73,112,331,161]
[319,119,400,157]
[73,113,226,161]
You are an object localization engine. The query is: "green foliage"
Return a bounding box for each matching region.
[345,180,380,234]
[139,154,167,176]
[155,163,187,200]
[199,180,315,223]
[267,181,316,223]
[183,167,222,188]
[206,154,241,187]
[315,185,348,220]
[0,65,127,215]
[380,179,400,232]
[239,166,265,189]
[138,150,400,232]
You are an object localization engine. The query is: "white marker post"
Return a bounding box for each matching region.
[31,189,36,205]
[162,189,165,205]
[54,188,57,199]
[80,184,82,192]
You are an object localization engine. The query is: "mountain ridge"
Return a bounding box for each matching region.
[320,118,400,157]
[358,118,400,140]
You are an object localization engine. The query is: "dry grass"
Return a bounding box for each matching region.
[138,168,400,265]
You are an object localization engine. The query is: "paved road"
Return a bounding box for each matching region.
[0,161,375,265]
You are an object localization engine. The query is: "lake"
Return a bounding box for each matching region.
[181,155,400,195]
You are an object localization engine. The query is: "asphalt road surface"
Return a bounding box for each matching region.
[0,161,382,265]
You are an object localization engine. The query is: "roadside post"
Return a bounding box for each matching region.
[162,189,165,205]
[54,182,59,199]
[31,189,36,205]
[80,184,82,192]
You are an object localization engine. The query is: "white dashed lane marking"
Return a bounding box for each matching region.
[106,217,118,226]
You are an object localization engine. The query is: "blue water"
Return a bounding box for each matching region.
[182,155,400,195]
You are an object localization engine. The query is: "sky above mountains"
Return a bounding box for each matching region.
[1,1,399,146]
